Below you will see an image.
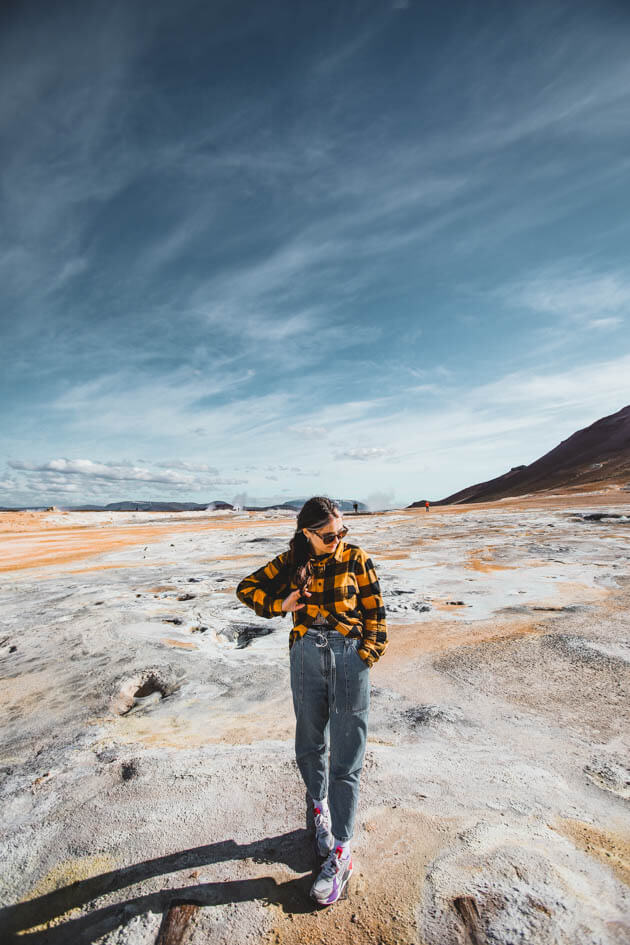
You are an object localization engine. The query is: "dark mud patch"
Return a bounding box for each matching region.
[542,633,629,669]
[403,703,465,727]
[499,604,586,615]
[369,688,467,742]
[216,622,275,648]
[574,512,629,523]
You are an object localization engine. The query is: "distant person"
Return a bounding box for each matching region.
[353,502,358,514]
[236,496,387,906]
[425,500,430,512]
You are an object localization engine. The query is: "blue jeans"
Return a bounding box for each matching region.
[290,627,370,843]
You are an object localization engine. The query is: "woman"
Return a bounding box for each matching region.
[236,496,387,906]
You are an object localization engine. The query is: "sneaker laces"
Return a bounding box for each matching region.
[313,806,330,832]
[320,851,340,878]
[320,847,345,878]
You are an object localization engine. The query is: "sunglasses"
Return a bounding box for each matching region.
[312,525,348,545]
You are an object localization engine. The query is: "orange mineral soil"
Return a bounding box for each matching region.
[0,512,287,573]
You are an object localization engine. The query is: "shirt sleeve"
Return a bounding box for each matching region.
[235,551,290,619]
[355,551,388,666]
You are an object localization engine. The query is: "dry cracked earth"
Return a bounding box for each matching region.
[0,492,629,945]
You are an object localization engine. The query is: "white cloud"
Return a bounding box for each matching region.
[9,458,194,485]
[6,457,248,505]
[334,447,391,462]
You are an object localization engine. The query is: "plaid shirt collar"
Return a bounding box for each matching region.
[313,539,345,565]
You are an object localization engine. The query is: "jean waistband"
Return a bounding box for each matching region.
[304,626,361,639]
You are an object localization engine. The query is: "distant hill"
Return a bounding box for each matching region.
[244,498,367,512]
[64,501,234,512]
[410,404,630,507]
[0,497,368,513]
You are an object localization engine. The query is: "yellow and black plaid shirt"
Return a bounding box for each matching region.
[236,541,387,667]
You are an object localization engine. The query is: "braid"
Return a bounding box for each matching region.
[288,531,314,590]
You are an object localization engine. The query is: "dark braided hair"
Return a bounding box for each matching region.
[289,496,340,589]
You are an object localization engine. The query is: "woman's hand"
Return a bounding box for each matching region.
[281,588,311,612]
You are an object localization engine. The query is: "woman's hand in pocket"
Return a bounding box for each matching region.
[282,588,311,612]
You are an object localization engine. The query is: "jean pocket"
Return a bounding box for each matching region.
[344,639,370,711]
[351,638,368,664]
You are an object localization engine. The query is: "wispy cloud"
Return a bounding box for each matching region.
[506,270,630,327]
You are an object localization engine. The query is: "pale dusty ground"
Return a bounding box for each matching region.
[0,490,629,945]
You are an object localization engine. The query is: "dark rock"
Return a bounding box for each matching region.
[156,901,201,945]
[121,760,138,781]
[453,896,482,945]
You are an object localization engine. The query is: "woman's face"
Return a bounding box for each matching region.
[303,513,344,556]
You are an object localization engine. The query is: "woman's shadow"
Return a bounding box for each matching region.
[1,827,321,945]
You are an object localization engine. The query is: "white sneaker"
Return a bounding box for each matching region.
[313,801,334,858]
[310,845,353,906]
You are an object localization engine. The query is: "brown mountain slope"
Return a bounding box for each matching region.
[412,404,630,507]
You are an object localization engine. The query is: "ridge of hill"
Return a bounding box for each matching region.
[411,404,630,507]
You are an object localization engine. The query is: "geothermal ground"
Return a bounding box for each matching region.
[1,492,629,945]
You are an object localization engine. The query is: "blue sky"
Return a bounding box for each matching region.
[1,0,629,508]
